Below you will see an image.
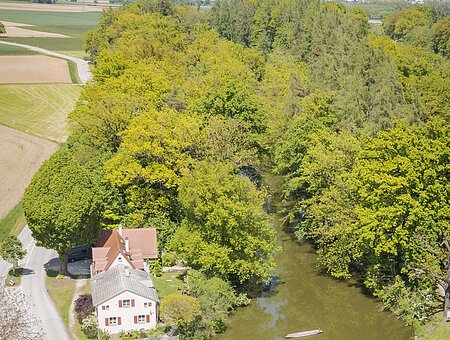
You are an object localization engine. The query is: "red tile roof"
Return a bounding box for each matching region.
[91,227,158,275]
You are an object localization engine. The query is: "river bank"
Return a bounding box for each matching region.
[217,172,413,340]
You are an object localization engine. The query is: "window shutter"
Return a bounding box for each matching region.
[146,315,150,323]
[134,315,138,324]
[105,318,109,326]
[118,317,121,326]
[102,305,105,310]
[131,299,135,307]
[118,300,122,308]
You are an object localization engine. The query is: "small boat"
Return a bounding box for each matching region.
[285,329,323,338]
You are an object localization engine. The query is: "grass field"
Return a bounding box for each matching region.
[0,201,26,243]
[0,84,81,142]
[0,43,38,55]
[0,9,100,51]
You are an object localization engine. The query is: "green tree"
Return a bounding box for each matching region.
[186,270,235,334]
[104,108,200,225]
[432,15,450,56]
[171,161,277,283]
[0,236,26,272]
[0,22,5,34]
[350,121,450,319]
[383,5,433,42]
[23,148,102,275]
[160,294,202,330]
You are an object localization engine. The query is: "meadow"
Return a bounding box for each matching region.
[0,43,37,55]
[0,84,81,142]
[0,8,100,54]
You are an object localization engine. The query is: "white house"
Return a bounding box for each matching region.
[91,264,159,333]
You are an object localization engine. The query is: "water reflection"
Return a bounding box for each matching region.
[217,176,413,340]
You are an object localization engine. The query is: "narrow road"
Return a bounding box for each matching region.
[0,40,92,83]
[0,226,69,340]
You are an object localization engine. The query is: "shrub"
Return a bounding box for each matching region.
[74,294,95,323]
[148,259,163,277]
[81,314,98,338]
[162,252,177,267]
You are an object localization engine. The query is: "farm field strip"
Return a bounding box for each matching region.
[0,84,81,142]
[0,55,72,83]
[0,124,58,219]
[0,8,100,51]
[0,3,103,12]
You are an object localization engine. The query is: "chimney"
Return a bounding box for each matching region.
[125,237,129,253]
[118,224,123,236]
[124,267,130,277]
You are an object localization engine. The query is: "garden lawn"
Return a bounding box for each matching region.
[0,84,81,142]
[45,271,77,329]
[153,271,185,299]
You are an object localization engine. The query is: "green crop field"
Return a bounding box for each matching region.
[0,43,38,55]
[0,9,100,51]
[0,84,81,142]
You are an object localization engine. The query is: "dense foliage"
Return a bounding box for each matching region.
[24,0,450,335]
[23,148,102,275]
[210,0,449,327]
[0,236,26,271]
[74,294,95,324]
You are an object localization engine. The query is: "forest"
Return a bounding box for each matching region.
[23,0,449,338]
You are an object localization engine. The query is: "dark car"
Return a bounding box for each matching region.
[68,246,92,262]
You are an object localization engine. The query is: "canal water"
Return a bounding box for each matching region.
[217,174,413,340]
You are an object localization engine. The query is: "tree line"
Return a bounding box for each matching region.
[209,0,449,327]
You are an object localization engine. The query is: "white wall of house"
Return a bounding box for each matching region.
[109,253,132,271]
[97,291,158,334]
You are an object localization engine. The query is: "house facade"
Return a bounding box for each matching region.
[91,264,159,333]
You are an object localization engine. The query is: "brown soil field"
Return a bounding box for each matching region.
[0,125,57,219]
[0,3,103,12]
[1,21,69,38]
[0,55,71,83]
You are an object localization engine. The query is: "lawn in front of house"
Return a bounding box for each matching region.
[153,271,185,299]
[45,270,77,328]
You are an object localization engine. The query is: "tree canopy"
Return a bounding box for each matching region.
[23,148,102,274]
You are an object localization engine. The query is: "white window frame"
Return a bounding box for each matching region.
[105,305,110,310]
[144,302,152,308]
[109,317,117,326]
[122,299,131,308]
[138,315,146,324]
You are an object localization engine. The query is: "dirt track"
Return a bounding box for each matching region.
[0,55,71,83]
[0,125,57,219]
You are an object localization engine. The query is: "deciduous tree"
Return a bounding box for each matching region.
[23,148,102,275]
[0,236,26,271]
